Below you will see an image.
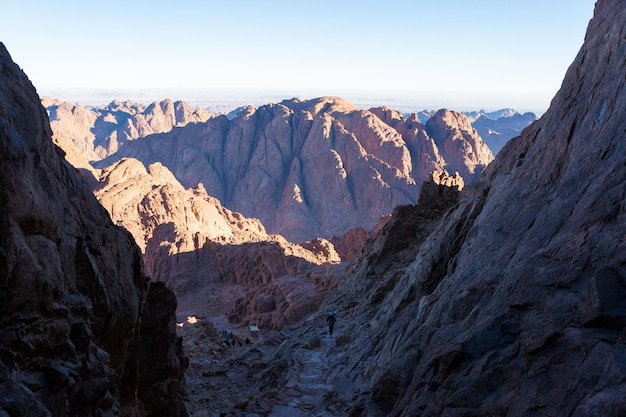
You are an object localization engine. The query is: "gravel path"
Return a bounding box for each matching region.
[175,285,356,416]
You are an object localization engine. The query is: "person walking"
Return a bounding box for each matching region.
[326,311,336,336]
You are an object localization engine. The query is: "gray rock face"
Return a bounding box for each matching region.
[308,1,626,415]
[0,44,186,416]
[94,97,492,242]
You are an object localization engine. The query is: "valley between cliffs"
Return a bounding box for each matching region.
[169,0,626,415]
[1,0,624,416]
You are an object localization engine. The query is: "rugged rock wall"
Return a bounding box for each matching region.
[94,158,269,253]
[91,157,344,327]
[319,1,626,415]
[95,97,492,242]
[0,44,186,416]
[93,157,341,292]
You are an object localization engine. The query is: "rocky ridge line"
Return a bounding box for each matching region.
[94,157,344,329]
[43,96,211,160]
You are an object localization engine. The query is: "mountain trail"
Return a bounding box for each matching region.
[267,323,356,417]
[176,286,358,416]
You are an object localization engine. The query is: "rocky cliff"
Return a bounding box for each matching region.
[93,157,343,326]
[314,1,626,415]
[94,97,493,242]
[0,44,186,416]
[244,1,625,416]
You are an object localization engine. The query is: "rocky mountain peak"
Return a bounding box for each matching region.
[425,108,494,180]
[46,96,212,160]
[427,108,475,133]
[91,95,493,242]
[368,105,404,127]
[297,95,358,117]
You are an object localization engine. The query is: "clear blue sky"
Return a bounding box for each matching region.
[1,1,595,113]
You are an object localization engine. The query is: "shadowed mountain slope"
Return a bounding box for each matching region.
[0,44,186,416]
[257,1,625,415]
[93,157,344,327]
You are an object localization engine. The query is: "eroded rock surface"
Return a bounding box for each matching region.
[43,96,211,159]
[0,44,186,416]
[94,157,344,326]
[316,1,626,415]
[94,96,492,241]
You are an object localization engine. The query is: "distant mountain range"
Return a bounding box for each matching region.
[52,97,492,241]
[415,108,537,154]
[45,96,537,242]
[42,96,212,160]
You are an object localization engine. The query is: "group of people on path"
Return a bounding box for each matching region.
[221,329,251,348]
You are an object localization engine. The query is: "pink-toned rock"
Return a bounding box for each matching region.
[44,97,211,159]
[94,157,342,295]
[425,108,494,181]
[95,157,267,253]
[229,263,346,330]
[330,227,374,261]
[102,97,492,242]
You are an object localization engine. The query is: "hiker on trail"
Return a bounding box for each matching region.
[326,311,336,336]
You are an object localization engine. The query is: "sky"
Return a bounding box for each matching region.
[2,1,596,113]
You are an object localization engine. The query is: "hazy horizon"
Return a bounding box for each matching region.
[4,1,595,117]
[40,86,551,115]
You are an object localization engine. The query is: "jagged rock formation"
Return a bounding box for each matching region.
[335,171,463,304]
[245,171,465,414]
[0,44,186,416]
[247,1,625,416]
[43,96,211,159]
[463,108,520,121]
[330,227,378,262]
[227,261,346,330]
[94,157,341,291]
[312,1,626,415]
[93,157,343,327]
[424,109,493,182]
[94,158,268,253]
[50,132,101,187]
[411,108,536,155]
[94,97,493,241]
